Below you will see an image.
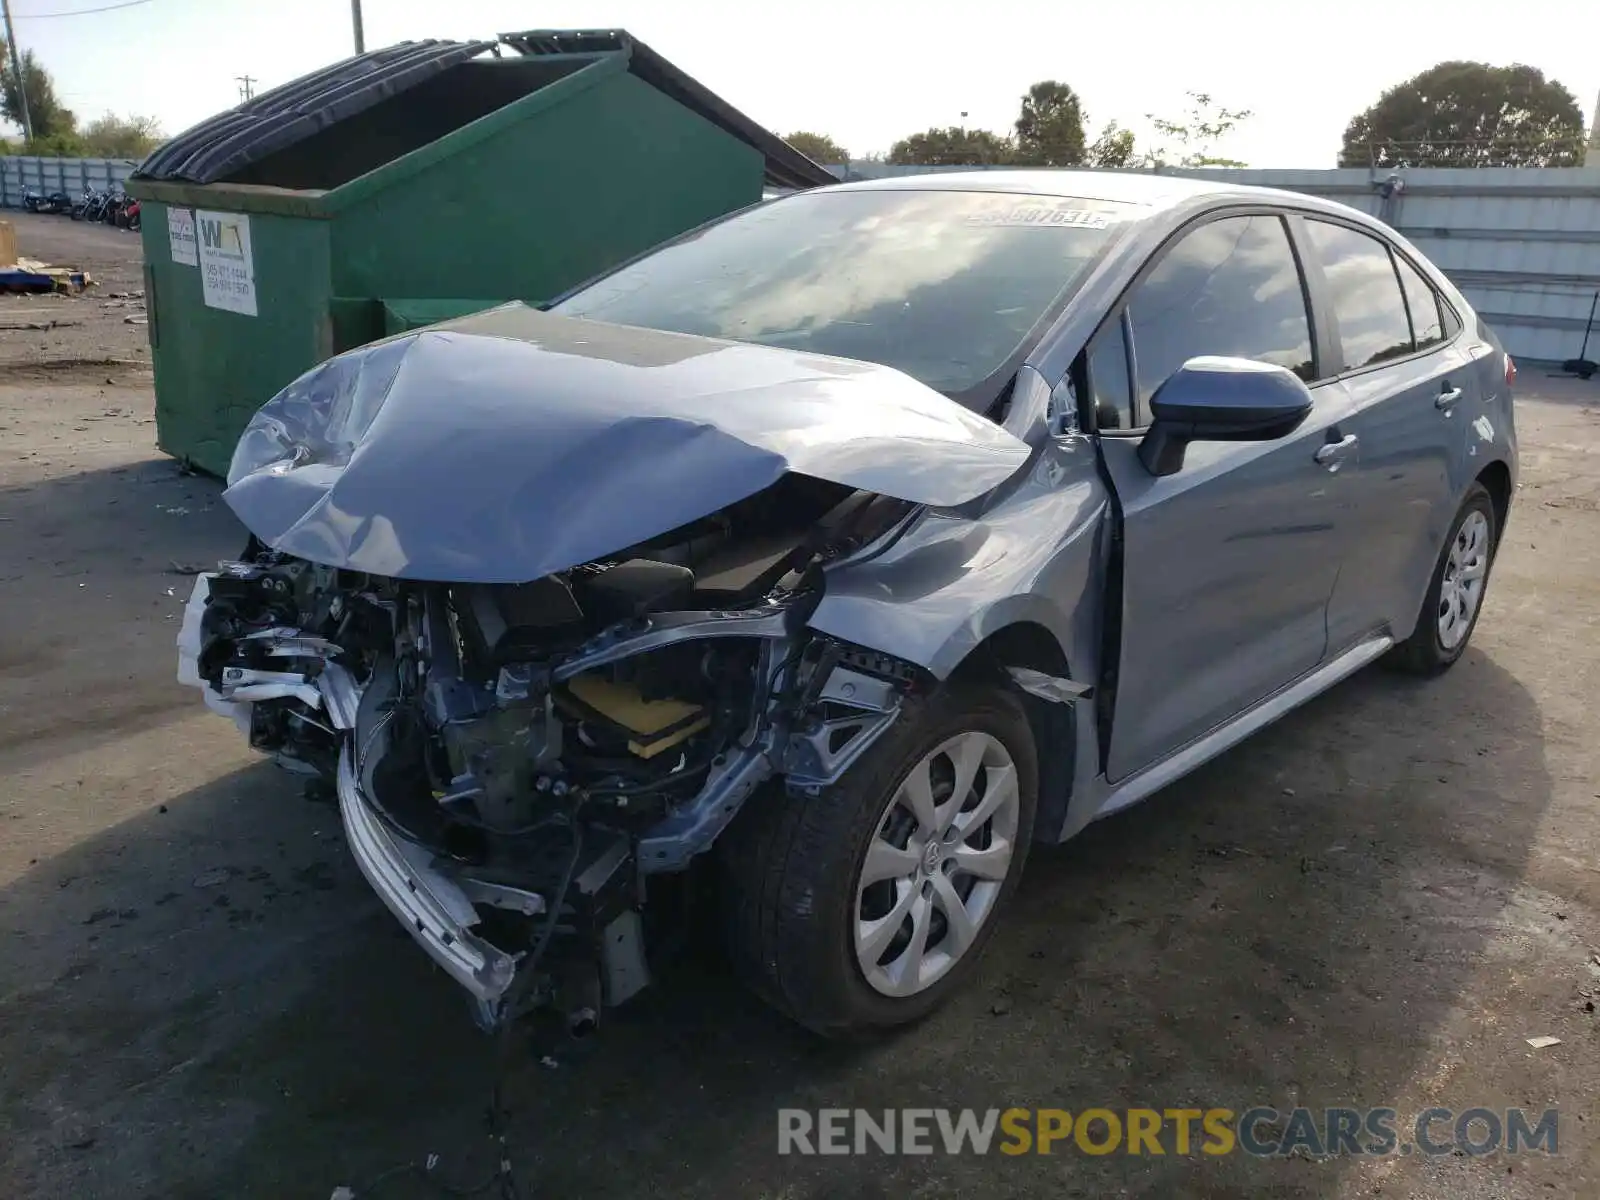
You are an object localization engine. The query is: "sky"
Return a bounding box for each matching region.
[6,0,1598,168]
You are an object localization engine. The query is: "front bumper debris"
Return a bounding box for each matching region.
[336,750,520,1024]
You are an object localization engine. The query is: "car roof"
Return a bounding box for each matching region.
[819,169,1362,220]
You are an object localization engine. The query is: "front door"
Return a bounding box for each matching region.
[1091,211,1357,782]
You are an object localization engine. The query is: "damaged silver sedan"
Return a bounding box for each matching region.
[177,172,1518,1037]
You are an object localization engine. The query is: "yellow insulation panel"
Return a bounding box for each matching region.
[564,674,710,759]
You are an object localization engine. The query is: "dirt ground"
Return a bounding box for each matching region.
[1,210,1598,1200]
[1,211,148,369]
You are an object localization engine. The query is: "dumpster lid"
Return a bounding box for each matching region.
[134,39,498,184]
[500,29,836,191]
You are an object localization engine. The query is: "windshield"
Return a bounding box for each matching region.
[551,189,1132,395]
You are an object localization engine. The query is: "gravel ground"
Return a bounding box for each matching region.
[1,216,1598,1200]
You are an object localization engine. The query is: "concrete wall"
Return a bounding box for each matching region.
[828,163,1600,364]
[0,156,138,208]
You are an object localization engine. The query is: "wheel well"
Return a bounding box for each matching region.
[1477,460,1511,545]
[952,623,1076,843]
[954,622,1071,682]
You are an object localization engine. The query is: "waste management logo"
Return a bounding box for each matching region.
[778,1106,1560,1158]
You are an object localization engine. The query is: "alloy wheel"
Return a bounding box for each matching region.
[853,731,1020,998]
[1438,509,1491,651]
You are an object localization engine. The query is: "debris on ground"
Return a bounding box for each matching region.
[0,319,83,332]
[0,257,95,295]
[1525,1035,1562,1049]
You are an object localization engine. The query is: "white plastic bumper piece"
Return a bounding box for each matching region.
[176,572,253,735]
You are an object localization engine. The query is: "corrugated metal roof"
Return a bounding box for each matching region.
[499,29,836,191]
[135,40,497,184]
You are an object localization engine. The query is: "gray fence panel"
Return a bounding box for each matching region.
[0,156,138,209]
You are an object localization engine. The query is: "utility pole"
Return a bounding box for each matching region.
[1587,89,1600,168]
[1,0,34,144]
[350,0,365,54]
[236,75,256,103]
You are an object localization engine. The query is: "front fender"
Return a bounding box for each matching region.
[809,437,1110,682]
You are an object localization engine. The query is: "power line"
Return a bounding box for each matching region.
[11,0,153,17]
[236,74,256,102]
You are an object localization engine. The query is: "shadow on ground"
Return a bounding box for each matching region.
[0,457,240,769]
[0,638,1554,1199]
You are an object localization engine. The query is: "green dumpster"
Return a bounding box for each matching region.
[127,30,833,476]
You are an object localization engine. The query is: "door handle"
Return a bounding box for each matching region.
[1314,433,1358,466]
[1435,386,1463,411]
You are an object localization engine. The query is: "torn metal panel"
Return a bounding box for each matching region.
[1008,667,1093,704]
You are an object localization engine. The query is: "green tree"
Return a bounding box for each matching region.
[1339,62,1585,167]
[1087,121,1137,168]
[23,131,85,156]
[888,126,1013,166]
[1013,80,1086,166]
[785,130,850,164]
[81,113,165,158]
[1145,91,1252,167]
[0,39,77,142]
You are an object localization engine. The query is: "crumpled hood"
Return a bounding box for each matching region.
[222,304,1031,583]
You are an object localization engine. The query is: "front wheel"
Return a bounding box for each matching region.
[1386,483,1498,675]
[721,681,1037,1037]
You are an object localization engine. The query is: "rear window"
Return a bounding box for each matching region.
[1305,221,1415,371]
[553,189,1131,395]
[1393,255,1447,350]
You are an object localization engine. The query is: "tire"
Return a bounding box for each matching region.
[720,681,1038,1037]
[1386,483,1498,676]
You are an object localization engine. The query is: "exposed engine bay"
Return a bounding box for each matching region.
[178,472,927,1029]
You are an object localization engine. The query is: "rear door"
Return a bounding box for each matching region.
[1092,210,1359,782]
[1297,218,1470,649]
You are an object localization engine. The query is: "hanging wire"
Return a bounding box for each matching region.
[11,0,155,17]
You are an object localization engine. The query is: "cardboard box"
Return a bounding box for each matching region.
[0,220,15,269]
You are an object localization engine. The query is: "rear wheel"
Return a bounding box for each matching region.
[1387,483,1497,675]
[721,682,1037,1036]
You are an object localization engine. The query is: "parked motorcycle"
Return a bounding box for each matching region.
[73,189,102,222]
[26,188,74,215]
[110,195,140,230]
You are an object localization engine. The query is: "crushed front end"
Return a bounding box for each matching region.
[173,308,1037,1031]
[176,493,922,1030]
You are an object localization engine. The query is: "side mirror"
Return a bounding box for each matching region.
[1137,356,1314,477]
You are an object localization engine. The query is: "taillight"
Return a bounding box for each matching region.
[1504,354,1517,388]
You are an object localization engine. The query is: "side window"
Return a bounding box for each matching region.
[1127,213,1314,412]
[1085,315,1134,430]
[1393,255,1446,350]
[1305,221,1415,370]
